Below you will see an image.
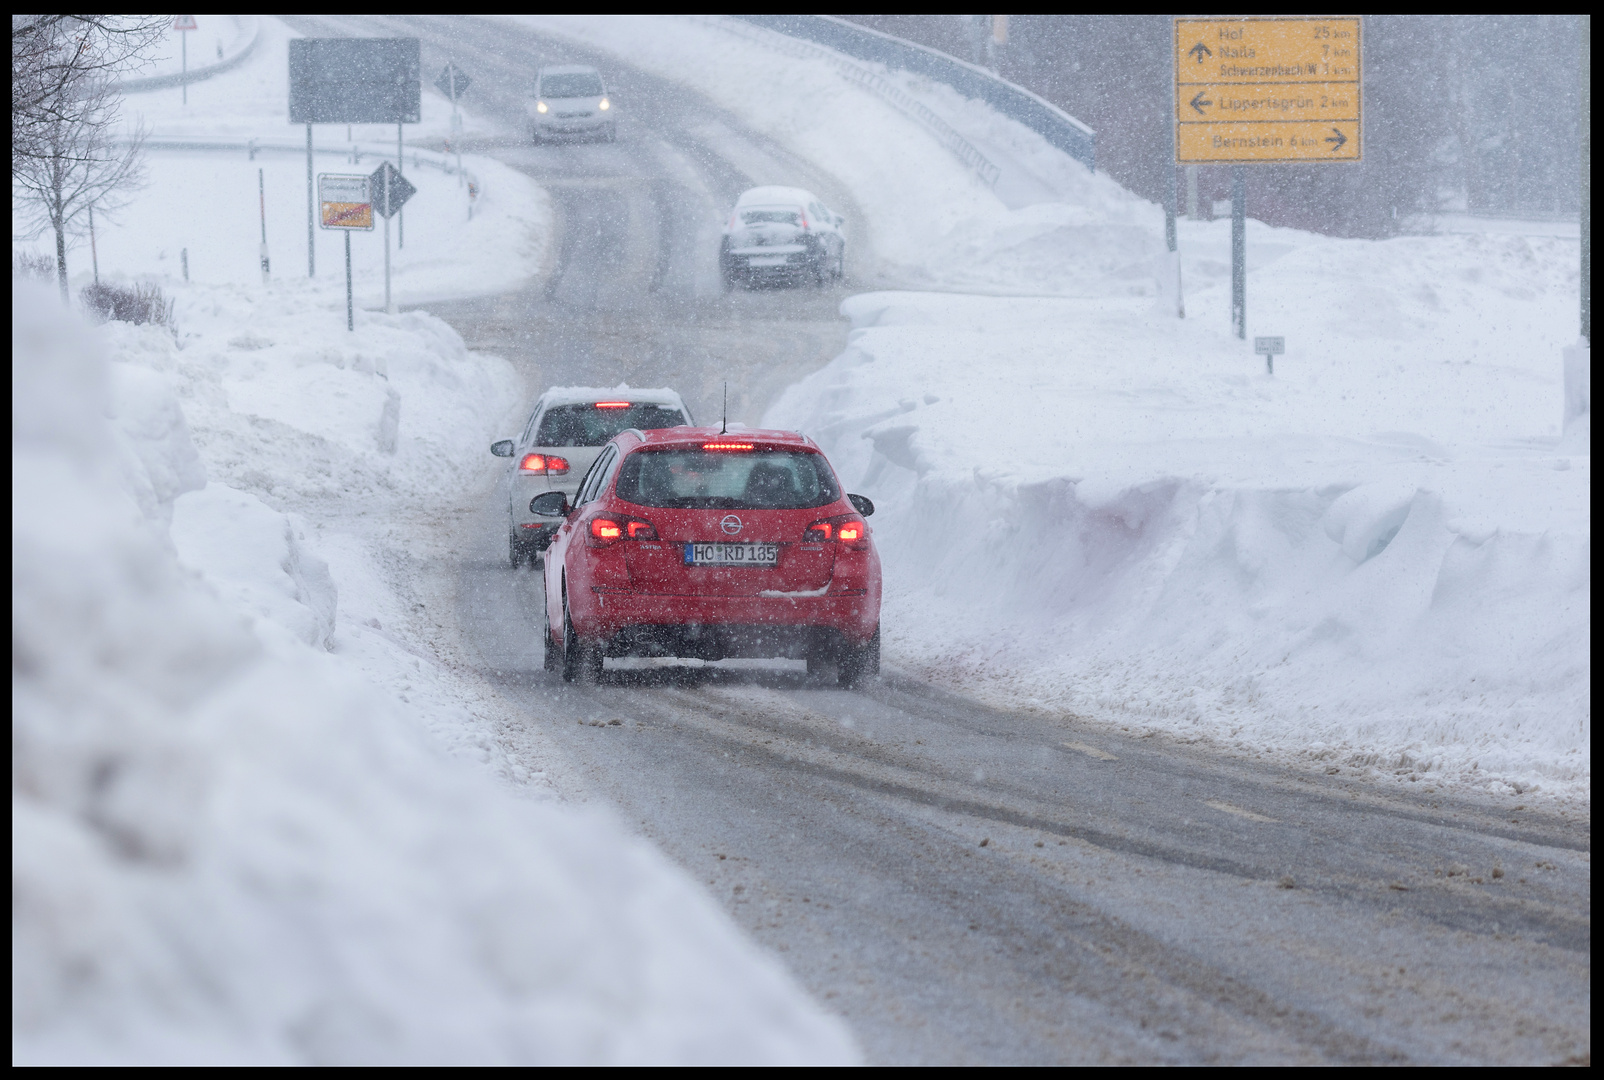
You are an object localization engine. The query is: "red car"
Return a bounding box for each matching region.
[533,426,881,687]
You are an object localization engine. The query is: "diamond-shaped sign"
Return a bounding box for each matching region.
[434,63,471,100]
[369,161,416,219]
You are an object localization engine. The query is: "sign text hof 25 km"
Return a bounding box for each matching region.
[1175,17,1361,164]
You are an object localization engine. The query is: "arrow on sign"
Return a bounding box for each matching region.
[1189,90,1212,115]
[1188,41,1212,62]
[1325,127,1348,151]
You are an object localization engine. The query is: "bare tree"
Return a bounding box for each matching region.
[12,15,165,166]
[12,73,144,301]
[12,15,163,300]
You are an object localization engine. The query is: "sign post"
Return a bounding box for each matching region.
[290,38,421,281]
[1254,335,1285,375]
[434,62,472,186]
[318,173,373,330]
[368,161,416,314]
[173,15,197,105]
[1175,17,1362,339]
[258,168,270,283]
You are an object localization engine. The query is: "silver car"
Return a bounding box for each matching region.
[528,64,615,143]
[720,185,846,288]
[491,388,693,567]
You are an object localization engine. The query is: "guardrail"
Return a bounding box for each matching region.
[706,17,1000,188]
[117,16,262,93]
[731,15,1095,174]
[131,136,483,199]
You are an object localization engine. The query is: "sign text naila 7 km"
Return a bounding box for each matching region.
[1175,17,1361,163]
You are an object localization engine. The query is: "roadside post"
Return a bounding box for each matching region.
[1254,335,1285,375]
[1175,17,1362,340]
[173,16,197,105]
[318,173,373,331]
[434,62,472,186]
[258,168,270,283]
[289,38,421,280]
[88,205,99,286]
[369,161,417,314]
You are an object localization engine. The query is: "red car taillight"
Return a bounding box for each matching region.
[589,514,657,545]
[805,513,867,548]
[519,453,570,474]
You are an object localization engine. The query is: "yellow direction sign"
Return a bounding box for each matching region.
[1175,16,1361,163]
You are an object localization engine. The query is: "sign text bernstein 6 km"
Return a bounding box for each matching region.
[1175,17,1361,163]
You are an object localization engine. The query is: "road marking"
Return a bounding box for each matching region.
[1204,799,1278,823]
[1062,741,1117,761]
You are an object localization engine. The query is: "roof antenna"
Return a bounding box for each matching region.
[721,381,727,434]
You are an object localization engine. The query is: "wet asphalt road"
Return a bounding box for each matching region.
[292,17,1591,1064]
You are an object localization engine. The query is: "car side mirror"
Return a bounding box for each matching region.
[530,491,570,518]
[847,493,874,517]
[491,439,516,457]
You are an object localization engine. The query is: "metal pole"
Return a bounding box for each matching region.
[306,123,315,277]
[396,121,404,249]
[88,203,99,284]
[1165,37,1183,318]
[1582,15,1590,344]
[1231,165,1246,339]
[451,64,464,187]
[345,231,353,332]
[383,168,393,314]
[258,167,270,283]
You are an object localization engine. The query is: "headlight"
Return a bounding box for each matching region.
[536,100,548,113]
[598,98,610,110]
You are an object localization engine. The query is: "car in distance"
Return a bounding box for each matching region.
[719,186,845,289]
[491,388,693,568]
[533,426,881,688]
[529,64,615,142]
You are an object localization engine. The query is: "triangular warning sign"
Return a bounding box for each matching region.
[173,15,198,31]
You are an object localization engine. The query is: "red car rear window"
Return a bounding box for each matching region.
[614,448,840,510]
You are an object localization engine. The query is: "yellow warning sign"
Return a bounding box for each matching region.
[1176,17,1361,163]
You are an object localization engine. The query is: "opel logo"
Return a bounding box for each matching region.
[721,514,743,535]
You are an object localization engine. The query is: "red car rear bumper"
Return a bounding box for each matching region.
[577,587,878,645]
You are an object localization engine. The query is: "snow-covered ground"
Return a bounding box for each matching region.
[13,16,858,1066]
[538,16,1589,800]
[12,11,1590,1060]
[19,16,538,307]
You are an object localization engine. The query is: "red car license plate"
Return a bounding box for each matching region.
[684,542,779,566]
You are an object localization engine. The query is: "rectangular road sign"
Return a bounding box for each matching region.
[1254,336,1285,356]
[318,173,373,230]
[1176,17,1360,164]
[289,38,421,125]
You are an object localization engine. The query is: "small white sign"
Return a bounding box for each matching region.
[1254,336,1286,356]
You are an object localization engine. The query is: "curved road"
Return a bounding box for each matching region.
[290,16,1590,1065]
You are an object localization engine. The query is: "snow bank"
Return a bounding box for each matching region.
[768,230,1588,798]
[12,278,857,1063]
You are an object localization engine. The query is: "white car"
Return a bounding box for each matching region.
[529,64,615,143]
[719,186,845,288]
[491,388,693,567]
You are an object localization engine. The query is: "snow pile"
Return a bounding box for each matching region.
[767,225,1588,796]
[12,281,858,1063]
[520,15,1162,295]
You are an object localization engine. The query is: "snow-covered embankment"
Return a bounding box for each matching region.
[11,285,856,1063]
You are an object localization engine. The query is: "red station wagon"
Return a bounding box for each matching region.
[534,426,882,688]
